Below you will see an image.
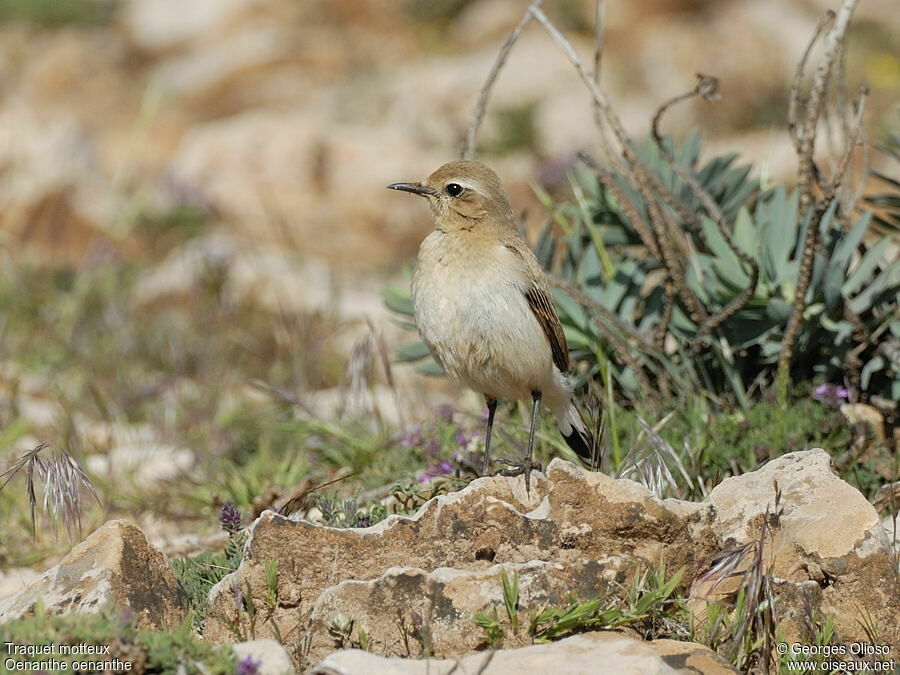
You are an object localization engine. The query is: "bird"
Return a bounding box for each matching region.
[388,160,593,488]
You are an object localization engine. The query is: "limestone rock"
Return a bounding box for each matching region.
[308,559,637,660]
[545,459,718,572]
[312,631,737,674]
[204,463,716,653]
[697,450,899,651]
[0,520,189,631]
[0,568,42,601]
[233,639,296,675]
[204,451,899,664]
[706,450,885,575]
[204,472,556,646]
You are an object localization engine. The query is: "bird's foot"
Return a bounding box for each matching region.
[492,457,542,494]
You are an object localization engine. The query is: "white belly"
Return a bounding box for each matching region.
[411,232,556,402]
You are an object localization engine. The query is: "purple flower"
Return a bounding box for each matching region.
[237,655,262,675]
[812,383,849,407]
[400,424,423,449]
[436,403,455,424]
[420,459,454,483]
[219,503,242,534]
[425,439,441,457]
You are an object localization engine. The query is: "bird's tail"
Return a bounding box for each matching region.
[554,402,595,465]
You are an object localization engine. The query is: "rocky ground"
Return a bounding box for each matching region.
[1,450,896,672]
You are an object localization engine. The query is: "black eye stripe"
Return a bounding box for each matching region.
[446,183,463,197]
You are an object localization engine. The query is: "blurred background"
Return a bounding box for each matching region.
[0,0,897,574]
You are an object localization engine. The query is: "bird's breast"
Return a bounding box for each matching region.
[411,232,553,398]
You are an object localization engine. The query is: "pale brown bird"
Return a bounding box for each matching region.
[388,160,593,484]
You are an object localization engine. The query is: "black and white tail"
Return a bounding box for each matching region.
[555,402,596,466]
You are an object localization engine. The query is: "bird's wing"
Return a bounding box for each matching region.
[503,242,570,373]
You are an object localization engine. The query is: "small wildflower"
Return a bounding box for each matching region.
[219,503,242,535]
[400,424,423,449]
[436,403,455,424]
[812,383,849,407]
[354,515,372,528]
[236,655,262,675]
[425,438,441,457]
[420,459,454,482]
[318,497,335,524]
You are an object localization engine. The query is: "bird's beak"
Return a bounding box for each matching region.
[387,182,437,197]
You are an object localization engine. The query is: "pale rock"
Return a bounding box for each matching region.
[880,515,898,551]
[452,0,532,47]
[699,449,899,651]
[308,559,638,660]
[121,0,268,53]
[85,424,193,484]
[203,463,717,652]
[166,110,444,269]
[0,568,42,602]
[312,631,737,674]
[150,24,288,101]
[233,638,296,675]
[545,458,718,573]
[706,450,884,573]
[0,520,189,630]
[205,451,900,659]
[840,402,886,442]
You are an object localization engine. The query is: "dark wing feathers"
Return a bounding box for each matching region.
[525,285,569,373]
[504,243,569,373]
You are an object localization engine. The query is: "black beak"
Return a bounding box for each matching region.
[387,182,437,197]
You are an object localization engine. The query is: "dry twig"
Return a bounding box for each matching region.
[651,74,761,346]
[777,0,861,406]
[461,0,544,160]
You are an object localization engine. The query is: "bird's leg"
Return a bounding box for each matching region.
[495,391,543,494]
[524,390,542,493]
[482,396,497,475]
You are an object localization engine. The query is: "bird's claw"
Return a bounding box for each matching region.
[491,457,542,494]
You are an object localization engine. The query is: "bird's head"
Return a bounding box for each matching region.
[388,160,515,232]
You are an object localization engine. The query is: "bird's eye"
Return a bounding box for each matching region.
[445,183,463,197]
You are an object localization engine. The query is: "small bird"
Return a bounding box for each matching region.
[388,160,593,486]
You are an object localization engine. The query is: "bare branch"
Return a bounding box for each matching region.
[577,151,661,258]
[461,0,544,160]
[532,8,709,325]
[650,74,760,345]
[655,283,675,352]
[827,86,868,204]
[778,0,861,406]
[797,0,858,216]
[530,6,630,158]
[788,10,835,150]
[592,0,605,85]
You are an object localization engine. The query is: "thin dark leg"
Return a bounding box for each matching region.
[525,391,542,493]
[482,397,497,475]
